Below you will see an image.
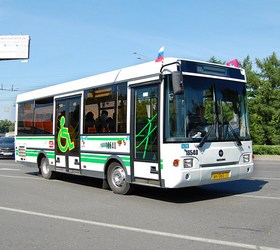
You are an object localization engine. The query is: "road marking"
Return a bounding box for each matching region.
[0,168,21,171]
[0,162,20,166]
[236,194,280,201]
[0,174,43,180]
[251,177,280,181]
[0,206,278,250]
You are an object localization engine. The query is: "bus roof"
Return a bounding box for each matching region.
[16,57,243,103]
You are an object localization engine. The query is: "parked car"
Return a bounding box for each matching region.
[0,137,15,159]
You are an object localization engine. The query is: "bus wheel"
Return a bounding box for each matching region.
[107,162,133,195]
[40,157,54,179]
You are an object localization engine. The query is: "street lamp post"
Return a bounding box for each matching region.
[133,52,150,62]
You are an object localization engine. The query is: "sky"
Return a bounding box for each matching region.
[0,0,279,121]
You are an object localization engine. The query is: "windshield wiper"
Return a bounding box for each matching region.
[226,121,242,146]
[198,120,242,148]
[197,122,215,148]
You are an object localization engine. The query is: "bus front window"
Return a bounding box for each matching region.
[164,75,250,143]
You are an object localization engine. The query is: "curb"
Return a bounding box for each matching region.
[254,155,280,161]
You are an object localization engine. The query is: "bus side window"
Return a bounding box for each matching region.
[84,82,127,134]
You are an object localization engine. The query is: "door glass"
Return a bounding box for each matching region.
[134,85,158,161]
[56,100,68,155]
[68,98,80,155]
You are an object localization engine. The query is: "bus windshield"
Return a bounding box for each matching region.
[164,75,250,143]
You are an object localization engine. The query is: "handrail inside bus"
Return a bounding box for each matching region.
[135,113,158,159]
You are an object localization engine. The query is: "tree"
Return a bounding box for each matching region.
[0,119,14,133]
[208,56,226,65]
[254,52,280,144]
[242,52,280,145]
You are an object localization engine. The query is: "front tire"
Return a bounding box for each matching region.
[107,162,133,195]
[40,157,54,179]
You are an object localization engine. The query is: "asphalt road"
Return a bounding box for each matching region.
[0,159,279,250]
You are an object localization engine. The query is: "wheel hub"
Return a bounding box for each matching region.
[112,167,125,187]
[42,161,48,174]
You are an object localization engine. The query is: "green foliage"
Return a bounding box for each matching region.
[253,145,280,155]
[243,52,280,145]
[208,56,226,64]
[0,119,14,133]
[9,123,15,132]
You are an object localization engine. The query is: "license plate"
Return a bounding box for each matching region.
[3,152,13,155]
[211,171,230,180]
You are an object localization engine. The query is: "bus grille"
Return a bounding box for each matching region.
[18,146,26,157]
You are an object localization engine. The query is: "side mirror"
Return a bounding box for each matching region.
[172,71,184,95]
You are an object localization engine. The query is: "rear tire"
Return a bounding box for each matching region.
[107,162,133,195]
[40,157,54,179]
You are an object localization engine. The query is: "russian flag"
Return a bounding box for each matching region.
[155,46,164,62]
[226,59,239,68]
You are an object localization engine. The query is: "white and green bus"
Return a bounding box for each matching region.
[15,57,253,194]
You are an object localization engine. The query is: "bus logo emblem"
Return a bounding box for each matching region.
[219,150,224,157]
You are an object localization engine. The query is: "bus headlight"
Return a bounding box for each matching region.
[243,154,250,163]
[184,158,193,168]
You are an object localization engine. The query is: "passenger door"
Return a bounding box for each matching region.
[130,83,161,186]
[55,95,81,173]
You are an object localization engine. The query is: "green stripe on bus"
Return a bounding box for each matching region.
[16,136,128,142]
[20,149,55,159]
[26,149,40,157]
[81,153,109,159]
[16,137,54,141]
[83,137,129,141]
[81,153,130,167]
[81,157,106,164]
[81,153,129,159]
[160,159,163,169]
[46,152,55,159]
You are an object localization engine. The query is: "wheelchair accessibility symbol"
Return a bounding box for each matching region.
[57,116,75,153]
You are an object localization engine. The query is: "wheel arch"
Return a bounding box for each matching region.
[103,155,131,182]
[37,151,49,172]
